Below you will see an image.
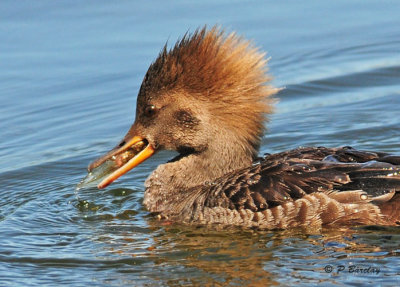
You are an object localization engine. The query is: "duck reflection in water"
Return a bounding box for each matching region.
[94,219,399,285]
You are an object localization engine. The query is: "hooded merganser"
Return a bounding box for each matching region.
[85,27,400,229]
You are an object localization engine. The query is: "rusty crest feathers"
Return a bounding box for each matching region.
[138,26,278,154]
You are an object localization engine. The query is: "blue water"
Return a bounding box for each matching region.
[1,1,399,286]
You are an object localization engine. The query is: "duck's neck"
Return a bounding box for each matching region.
[143,133,255,214]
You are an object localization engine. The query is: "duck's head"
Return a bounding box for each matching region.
[88,26,278,189]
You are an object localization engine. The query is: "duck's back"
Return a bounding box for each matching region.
[188,147,400,229]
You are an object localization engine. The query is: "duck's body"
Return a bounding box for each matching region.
[144,146,400,228]
[87,27,400,229]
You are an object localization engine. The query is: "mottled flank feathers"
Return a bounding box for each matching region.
[170,147,400,229]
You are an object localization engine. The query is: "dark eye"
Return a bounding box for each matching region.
[144,105,157,117]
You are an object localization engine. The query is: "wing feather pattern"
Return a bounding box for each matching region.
[202,147,400,227]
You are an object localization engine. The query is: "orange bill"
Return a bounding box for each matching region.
[87,135,155,189]
[98,143,154,189]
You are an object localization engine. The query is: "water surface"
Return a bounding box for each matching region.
[1,1,400,286]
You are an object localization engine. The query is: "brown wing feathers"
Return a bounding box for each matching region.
[206,147,400,214]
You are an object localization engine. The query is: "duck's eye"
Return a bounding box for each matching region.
[144,105,157,117]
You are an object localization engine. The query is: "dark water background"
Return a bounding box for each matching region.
[1,1,400,286]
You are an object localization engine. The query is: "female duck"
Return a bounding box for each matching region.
[86,27,400,229]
